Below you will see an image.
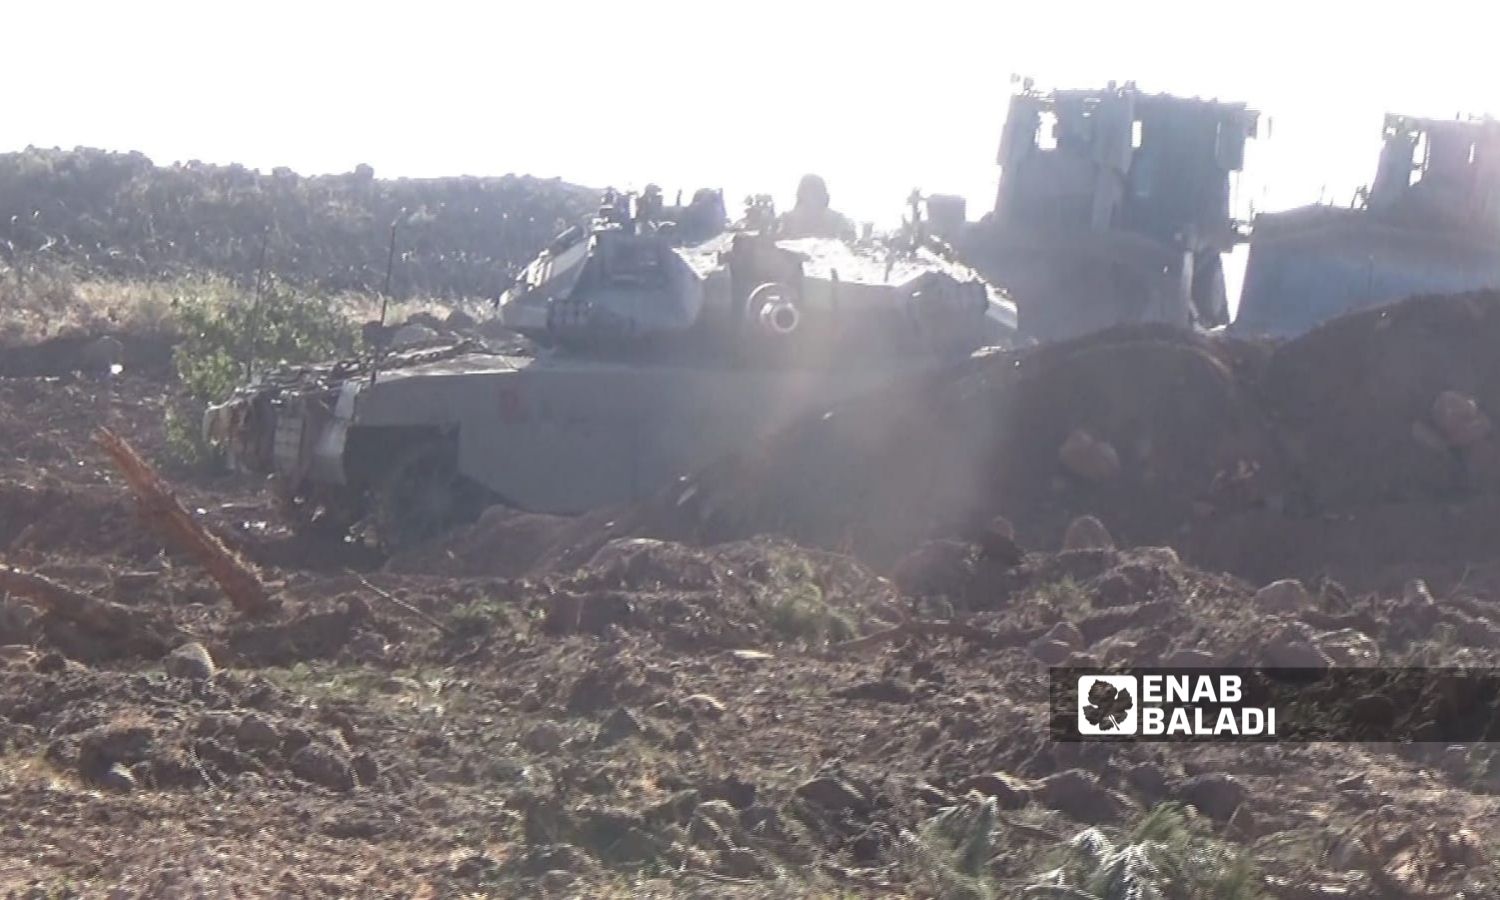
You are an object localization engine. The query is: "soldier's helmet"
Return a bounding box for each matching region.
[795,174,830,210]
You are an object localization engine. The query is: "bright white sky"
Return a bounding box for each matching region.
[6,1,1496,232]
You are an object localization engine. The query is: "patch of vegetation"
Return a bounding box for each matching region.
[898,794,1004,900]
[766,581,856,644]
[1023,803,1262,899]
[0,266,182,342]
[167,276,357,463]
[1032,576,1089,614]
[756,551,856,644]
[262,662,440,709]
[1399,621,1467,667]
[15,877,86,900]
[445,595,515,639]
[1455,743,1500,793]
[174,277,355,401]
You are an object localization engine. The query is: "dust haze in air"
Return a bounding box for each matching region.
[4,0,1496,227]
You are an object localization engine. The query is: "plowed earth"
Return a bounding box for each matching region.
[6,296,1500,897]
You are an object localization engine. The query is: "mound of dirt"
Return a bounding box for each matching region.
[0,374,182,483]
[541,536,896,648]
[980,324,1281,547]
[0,330,176,379]
[0,479,155,559]
[1262,291,1500,508]
[4,663,380,794]
[385,506,581,578]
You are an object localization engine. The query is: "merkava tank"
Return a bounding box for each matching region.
[209,187,1016,546]
[1234,113,1500,337]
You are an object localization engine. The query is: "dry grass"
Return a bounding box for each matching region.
[0,263,483,345]
[0,268,176,342]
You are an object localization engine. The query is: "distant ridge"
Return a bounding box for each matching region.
[0,147,597,299]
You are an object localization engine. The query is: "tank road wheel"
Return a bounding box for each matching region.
[370,441,483,551]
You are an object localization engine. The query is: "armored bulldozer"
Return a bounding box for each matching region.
[208,188,1016,546]
[1234,113,1500,337]
[960,82,1258,343]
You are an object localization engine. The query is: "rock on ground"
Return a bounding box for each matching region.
[1062,515,1115,551]
[164,642,216,681]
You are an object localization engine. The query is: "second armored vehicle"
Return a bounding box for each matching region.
[961,82,1258,343]
[1235,113,1500,337]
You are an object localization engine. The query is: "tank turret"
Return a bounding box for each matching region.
[500,188,1009,361]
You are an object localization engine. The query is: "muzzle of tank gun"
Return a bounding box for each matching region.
[749,282,801,336]
[760,300,801,335]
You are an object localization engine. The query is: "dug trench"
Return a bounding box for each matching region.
[4,293,1500,895]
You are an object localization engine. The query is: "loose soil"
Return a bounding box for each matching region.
[6,297,1500,897]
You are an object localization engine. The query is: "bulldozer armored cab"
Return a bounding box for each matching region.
[960,82,1258,343]
[207,188,1015,547]
[1235,113,1500,337]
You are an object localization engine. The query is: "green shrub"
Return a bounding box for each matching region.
[898,794,1003,900]
[755,551,857,643]
[446,596,514,639]
[167,276,355,463]
[1025,803,1262,900]
[766,580,856,643]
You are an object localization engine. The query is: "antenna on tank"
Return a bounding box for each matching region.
[244,225,271,380]
[371,216,401,386]
[379,219,399,324]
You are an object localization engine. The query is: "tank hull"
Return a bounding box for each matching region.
[313,351,964,515]
[215,336,983,538]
